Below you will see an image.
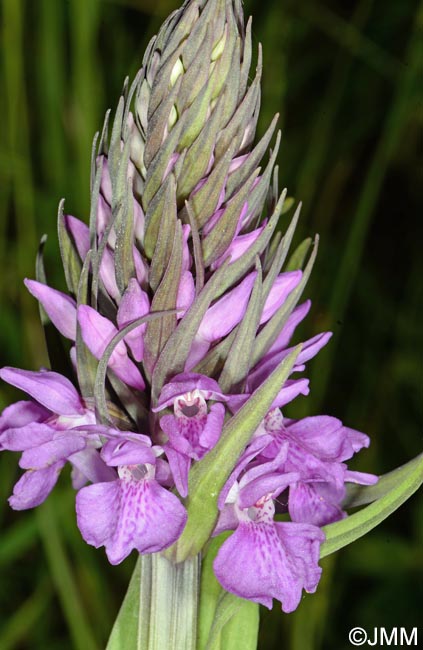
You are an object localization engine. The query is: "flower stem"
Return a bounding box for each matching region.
[106,553,200,650]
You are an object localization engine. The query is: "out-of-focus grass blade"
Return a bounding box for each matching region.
[69,0,102,215]
[296,0,373,215]
[0,578,52,650]
[37,497,99,650]
[38,0,66,193]
[290,555,335,650]
[0,515,38,566]
[285,0,402,81]
[310,8,421,408]
[2,0,43,368]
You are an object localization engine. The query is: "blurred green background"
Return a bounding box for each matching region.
[0,0,421,648]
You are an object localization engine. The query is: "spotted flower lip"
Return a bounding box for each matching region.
[76,431,187,564]
[213,446,323,612]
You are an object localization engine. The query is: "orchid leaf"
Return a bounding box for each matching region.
[219,260,262,393]
[190,142,236,228]
[144,222,182,372]
[202,169,259,267]
[151,259,231,402]
[35,235,74,380]
[198,535,259,650]
[262,202,302,298]
[321,452,423,558]
[253,234,319,365]
[57,199,82,296]
[225,114,278,199]
[343,452,423,508]
[206,593,259,650]
[285,237,312,272]
[75,252,98,398]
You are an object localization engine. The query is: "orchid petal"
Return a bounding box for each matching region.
[117,278,150,362]
[260,271,302,324]
[0,367,84,416]
[9,463,65,510]
[25,279,77,340]
[76,478,187,564]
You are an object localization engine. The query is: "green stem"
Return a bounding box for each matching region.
[107,553,200,650]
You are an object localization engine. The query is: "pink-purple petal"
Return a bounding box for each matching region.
[19,434,86,470]
[1,423,55,451]
[214,520,323,612]
[9,463,65,510]
[0,400,49,435]
[260,271,302,325]
[24,279,77,340]
[76,478,187,564]
[0,367,84,416]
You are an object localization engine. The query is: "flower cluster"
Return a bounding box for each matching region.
[0,0,376,613]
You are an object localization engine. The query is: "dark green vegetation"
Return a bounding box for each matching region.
[0,0,421,648]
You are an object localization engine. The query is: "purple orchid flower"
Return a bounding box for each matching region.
[257,409,378,526]
[213,441,324,612]
[153,373,228,497]
[76,431,187,564]
[0,367,113,508]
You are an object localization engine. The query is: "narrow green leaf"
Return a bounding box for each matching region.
[320,452,423,558]
[114,179,135,294]
[224,113,278,200]
[108,96,125,180]
[142,113,187,211]
[192,329,237,378]
[198,533,259,650]
[253,234,319,366]
[202,169,259,266]
[145,174,177,272]
[76,252,98,398]
[207,593,259,650]
[261,202,301,298]
[177,92,225,202]
[144,222,182,371]
[106,556,151,650]
[239,131,281,225]
[189,141,236,228]
[57,199,83,296]
[343,452,423,508]
[168,345,302,562]
[35,236,74,380]
[151,259,231,402]
[215,56,261,159]
[144,78,182,168]
[198,534,230,650]
[219,260,262,393]
[186,201,205,294]
[285,237,312,272]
